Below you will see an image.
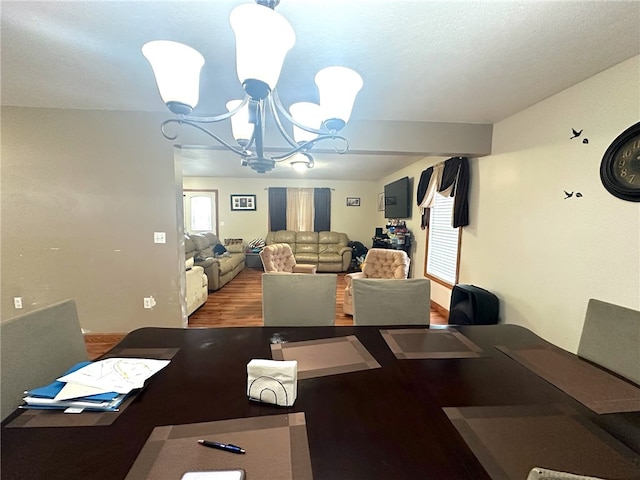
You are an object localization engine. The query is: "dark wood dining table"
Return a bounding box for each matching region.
[2,324,639,480]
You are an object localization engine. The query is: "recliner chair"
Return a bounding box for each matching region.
[259,243,317,274]
[343,248,410,315]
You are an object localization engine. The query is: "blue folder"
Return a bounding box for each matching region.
[25,361,120,402]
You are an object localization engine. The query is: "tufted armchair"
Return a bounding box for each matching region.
[259,243,317,274]
[343,248,410,315]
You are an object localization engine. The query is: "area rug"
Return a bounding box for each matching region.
[125,413,313,480]
[270,335,381,379]
[5,347,179,428]
[497,344,640,414]
[380,328,484,359]
[444,404,640,480]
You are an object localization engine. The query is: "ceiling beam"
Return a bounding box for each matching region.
[175,119,493,157]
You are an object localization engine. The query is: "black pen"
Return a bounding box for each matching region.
[197,439,246,454]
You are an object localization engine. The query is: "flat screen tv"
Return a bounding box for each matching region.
[384,176,411,219]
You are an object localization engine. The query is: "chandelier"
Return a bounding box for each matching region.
[142,0,363,174]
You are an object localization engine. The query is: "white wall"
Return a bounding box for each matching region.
[376,158,448,285]
[461,55,640,353]
[1,108,186,332]
[182,176,379,246]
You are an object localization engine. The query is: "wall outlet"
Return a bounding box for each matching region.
[14,297,23,309]
[143,296,156,309]
[219,221,225,227]
[154,232,166,244]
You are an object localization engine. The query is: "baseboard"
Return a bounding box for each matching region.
[431,300,449,318]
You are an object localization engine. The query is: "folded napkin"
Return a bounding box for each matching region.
[247,359,297,407]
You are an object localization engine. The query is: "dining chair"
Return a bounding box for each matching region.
[577,298,640,385]
[343,248,410,315]
[1,299,88,421]
[259,243,317,274]
[352,278,430,326]
[262,273,337,326]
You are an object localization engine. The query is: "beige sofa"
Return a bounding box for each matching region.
[265,231,352,272]
[186,233,246,291]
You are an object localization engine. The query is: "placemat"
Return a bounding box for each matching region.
[497,344,640,414]
[380,328,484,359]
[270,335,381,379]
[124,413,313,480]
[444,404,640,480]
[5,347,179,428]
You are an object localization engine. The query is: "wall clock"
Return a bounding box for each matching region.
[600,122,640,202]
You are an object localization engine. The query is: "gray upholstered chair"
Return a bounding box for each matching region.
[262,273,337,326]
[577,298,640,385]
[343,248,410,315]
[352,278,431,326]
[1,299,88,421]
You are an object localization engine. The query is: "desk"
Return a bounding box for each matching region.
[2,325,639,479]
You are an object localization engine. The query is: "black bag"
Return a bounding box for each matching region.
[348,241,367,258]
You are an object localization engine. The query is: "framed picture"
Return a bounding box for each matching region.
[377,192,384,211]
[230,194,256,211]
[346,197,361,207]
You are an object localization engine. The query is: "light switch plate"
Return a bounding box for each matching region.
[154,232,166,244]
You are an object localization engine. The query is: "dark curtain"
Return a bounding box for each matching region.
[268,188,287,231]
[417,156,470,229]
[313,188,331,232]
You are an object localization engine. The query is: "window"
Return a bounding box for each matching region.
[183,190,218,235]
[425,193,460,286]
[268,187,331,232]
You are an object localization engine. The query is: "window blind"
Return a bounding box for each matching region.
[426,193,460,285]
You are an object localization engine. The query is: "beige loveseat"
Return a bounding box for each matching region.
[185,233,246,291]
[185,258,208,315]
[265,231,352,272]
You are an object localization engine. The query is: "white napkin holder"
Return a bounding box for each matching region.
[247,359,297,407]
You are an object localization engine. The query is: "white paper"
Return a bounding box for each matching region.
[57,358,170,394]
[54,382,114,401]
[181,472,244,480]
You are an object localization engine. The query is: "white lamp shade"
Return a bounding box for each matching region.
[290,153,310,172]
[289,102,322,143]
[226,100,253,142]
[229,3,295,90]
[315,66,363,124]
[142,41,204,109]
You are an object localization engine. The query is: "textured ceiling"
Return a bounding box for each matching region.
[2,0,639,180]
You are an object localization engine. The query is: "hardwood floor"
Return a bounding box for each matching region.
[85,267,448,359]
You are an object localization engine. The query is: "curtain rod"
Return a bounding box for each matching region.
[265,187,335,191]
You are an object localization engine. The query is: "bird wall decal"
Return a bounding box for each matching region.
[564,191,583,199]
[570,128,583,139]
[569,128,589,144]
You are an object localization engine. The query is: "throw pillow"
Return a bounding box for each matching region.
[225,243,245,253]
[248,238,265,249]
[213,244,227,255]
